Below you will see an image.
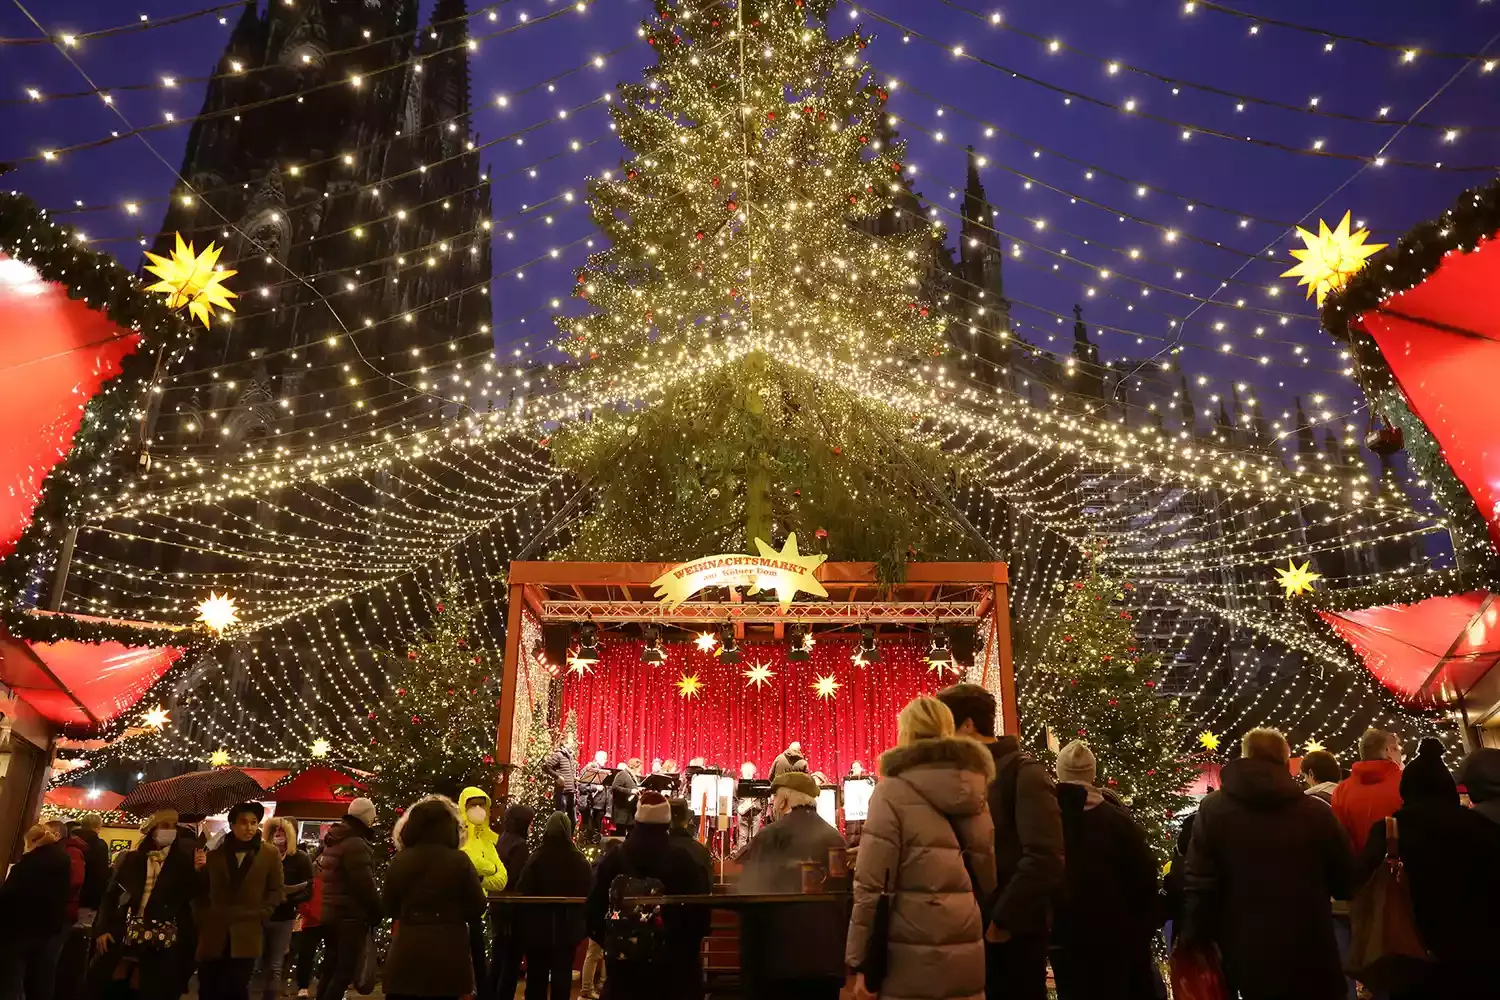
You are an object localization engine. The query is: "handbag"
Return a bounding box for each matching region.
[1347,816,1431,993]
[1168,942,1226,1000]
[123,914,178,951]
[859,869,895,992]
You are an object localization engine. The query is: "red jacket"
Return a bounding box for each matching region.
[1330,760,1403,853]
[60,835,87,922]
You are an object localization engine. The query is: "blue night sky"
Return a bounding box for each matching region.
[3,0,1497,441]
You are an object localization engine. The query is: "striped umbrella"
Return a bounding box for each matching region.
[119,767,267,818]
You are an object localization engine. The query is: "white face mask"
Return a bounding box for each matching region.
[466,805,488,824]
[153,829,178,848]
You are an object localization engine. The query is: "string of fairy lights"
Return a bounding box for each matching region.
[8,0,1486,776]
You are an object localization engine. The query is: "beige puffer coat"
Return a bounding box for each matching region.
[845,736,998,1000]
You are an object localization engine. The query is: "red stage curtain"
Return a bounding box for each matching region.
[559,638,952,777]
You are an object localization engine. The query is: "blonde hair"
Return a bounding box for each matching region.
[1241,727,1290,764]
[897,696,955,747]
[264,816,296,849]
[23,824,56,852]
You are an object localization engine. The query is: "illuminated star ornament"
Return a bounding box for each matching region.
[743,662,776,690]
[196,592,240,632]
[141,705,170,730]
[1281,211,1387,306]
[812,674,841,700]
[143,233,238,327]
[676,672,704,699]
[694,631,719,652]
[1274,559,1322,598]
[309,738,332,759]
[1198,730,1221,752]
[1305,739,1326,754]
[208,748,232,768]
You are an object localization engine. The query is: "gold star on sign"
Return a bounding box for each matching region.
[812,674,841,700]
[1274,559,1322,598]
[676,672,704,699]
[694,631,719,652]
[1281,211,1386,306]
[748,533,830,609]
[1198,730,1221,752]
[196,592,240,632]
[143,233,238,328]
[208,748,231,768]
[743,662,776,690]
[309,738,332,759]
[141,705,170,730]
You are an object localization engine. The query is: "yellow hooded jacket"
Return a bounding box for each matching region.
[458,786,508,893]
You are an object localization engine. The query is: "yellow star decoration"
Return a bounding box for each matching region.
[196,592,240,632]
[1198,730,1221,752]
[676,672,704,700]
[743,662,776,690]
[567,654,595,677]
[1305,739,1326,754]
[143,233,238,328]
[1281,212,1387,306]
[1274,559,1322,598]
[208,748,232,768]
[748,534,830,609]
[694,631,719,652]
[309,738,332,759]
[141,705,170,730]
[812,674,841,700]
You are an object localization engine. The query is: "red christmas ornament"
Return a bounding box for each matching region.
[711,176,721,187]
[482,754,494,764]
[767,111,776,120]
[726,199,737,212]
[1119,611,1133,620]
[538,435,552,448]
[627,169,638,180]
[1077,728,1088,737]
[1062,635,1072,642]
[831,445,843,455]
[1147,769,1157,776]
[859,135,869,144]
[729,287,739,298]
[1108,699,1118,706]
[471,657,480,664]
[406,650,417,660]
[695,230,706,240]
[1073,582,1085,589]
[447,688,454,695]
[1107,777,1118,787]
[368,711,377,720]
[1069,678,1078,686]
[457,639,466,648]
[1144,680,1156,688]
[1101,655,1111,662]
[411,715,421,724]
[919,307,929,317]
[436,603,444,613]
[815,527,828,539]
[396,688,406,697]
[848,194,858,205]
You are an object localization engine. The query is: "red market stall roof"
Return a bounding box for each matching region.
[264,765,368,804]
[43,786,124,812]
[1317,590,1500,710]
[0,613,187,729]
[240,768,293,790]
[0,253,142,558]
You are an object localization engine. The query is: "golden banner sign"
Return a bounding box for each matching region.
[651,534,829,611]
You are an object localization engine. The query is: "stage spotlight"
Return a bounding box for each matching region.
[854,624,881,664]
[926,626,954,673]
[787,623,811,661]
[569,621,600,670]
[717,624,742,665]
[640,624,666,664]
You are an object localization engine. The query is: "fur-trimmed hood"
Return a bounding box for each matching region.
[879,735,995,819]
[392,795,465,850]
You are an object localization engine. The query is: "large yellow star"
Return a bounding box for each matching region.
[1281,212,1386,306]
[1198,730,1221,752]
[143,233,238,328]
[676,672,704,699]
[749,534,830,609]
[812,674,841,699]
[309,738,332,759]
[196,592,240,632]
[694,631,719,652]
[141,705,170,730]
[208,748,232,768]
[1274,559,1322,598]
[743,662,776,690]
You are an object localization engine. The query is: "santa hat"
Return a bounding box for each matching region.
[635,790,671,825]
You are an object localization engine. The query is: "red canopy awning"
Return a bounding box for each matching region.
[43,786,125,812]
[0,254,141,558]
[1317,590,1500,707]
[0,614,185,729]
[264,765,367,804]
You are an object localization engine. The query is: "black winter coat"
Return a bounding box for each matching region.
[382,800,486,999]
[669,828,713,880]
[0,841,73,938]
[272,849,315,921]
[609,768,640,828]
[737,805,848,986]
[515,832,593,949]
[1354,798,1500,993]
[1184,757,1353,1000]
[87,839,200,1000]
[1051,784,1159,1000]
[542,746,578,794]
[317,815,381,924]
[984,736,1064,937]
[77,828,112,909]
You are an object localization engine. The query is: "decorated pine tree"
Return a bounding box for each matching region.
[368,577,499,818]
[1031,555,1194,857]
[513,701,555,846]
[552,0,975,577]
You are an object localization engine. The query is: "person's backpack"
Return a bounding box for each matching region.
[605,870,667,964]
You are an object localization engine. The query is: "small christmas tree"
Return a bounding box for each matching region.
[1031,554,1193,858]
[368,577,499,818]
[512,700,555,847]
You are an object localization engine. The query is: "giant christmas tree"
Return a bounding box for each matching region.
[1031,555,1193,856]
[553,0,976,577]
[368,577,500,817]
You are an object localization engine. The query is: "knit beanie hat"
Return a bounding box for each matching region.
[635,790,671,825]
[1400,737,1457,804]
[347,797,377,828]
[1055,740,1098,786]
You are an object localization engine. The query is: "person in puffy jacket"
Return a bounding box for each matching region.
[384,796,487,1000]
[251,818,313,1000]
[0,824,73,1000]
[314,798,381,1000]
[846,696,997,1000]
[458,786,508,893]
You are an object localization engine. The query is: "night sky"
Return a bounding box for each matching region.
[3,0,1497,443]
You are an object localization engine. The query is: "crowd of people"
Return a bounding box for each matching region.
[4,690,1500,1000]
